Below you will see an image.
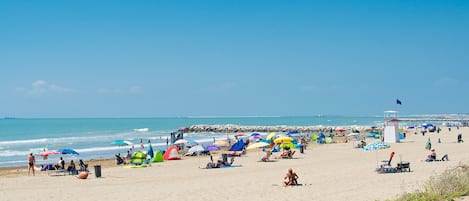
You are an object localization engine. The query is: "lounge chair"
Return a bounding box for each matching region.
[115,154,125,165]
[396,162,411,172]
[79,159,88,172]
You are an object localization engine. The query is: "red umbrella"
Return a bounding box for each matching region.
[336,127,345,132]
[234,133,246,137]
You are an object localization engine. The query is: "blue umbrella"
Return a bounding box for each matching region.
[57,148,79,155]
[287,130,299,135]
[111,140,133,146]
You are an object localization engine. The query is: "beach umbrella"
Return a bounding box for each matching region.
[287,130,299,135]
[188,145,205,154]
[274,136,292,144]
[246,142,269,150]
[111,140,133,153]
[250,133,261,136]
[186,139,199,146]
[57,148,79,155]
[111,140,133,146]
[266,132,276,140]
[37,150,60,156]
[214,140,229,147]
[234,133,246,137]
[280,142,295,150]
[206,145,220,151]
[336,127,345,132]
[174,139,188,145]
[364,142,391,168]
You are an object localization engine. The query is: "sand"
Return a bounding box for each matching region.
[1,127,468,201]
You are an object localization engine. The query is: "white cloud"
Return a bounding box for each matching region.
[433,77,459,88]
[97,86,143,95]
[17,80,73,96]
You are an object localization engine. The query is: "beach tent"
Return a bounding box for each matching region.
[131,151,148,165]
[163,145,181,160]
[151,151,164,163]
[229,139,245,151]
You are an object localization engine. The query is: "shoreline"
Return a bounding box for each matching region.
[1,127,468,201]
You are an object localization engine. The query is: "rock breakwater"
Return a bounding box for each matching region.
[185,124,377,133]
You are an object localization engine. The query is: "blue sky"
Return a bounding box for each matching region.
[1,1,468,117]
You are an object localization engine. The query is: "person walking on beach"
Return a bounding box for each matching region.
[28,153,35,176]
[425,138,432,150]
[140,138,144,149]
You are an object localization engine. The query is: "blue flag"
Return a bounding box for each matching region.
[396,99,402,105]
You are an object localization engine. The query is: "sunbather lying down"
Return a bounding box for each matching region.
[206,158,235,168]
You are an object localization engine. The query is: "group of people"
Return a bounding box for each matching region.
[27,153,88,176]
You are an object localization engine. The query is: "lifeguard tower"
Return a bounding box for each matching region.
[383,110,400,143]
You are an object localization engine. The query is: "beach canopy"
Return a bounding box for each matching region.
[163,145,181,160]
[57,148,79,155]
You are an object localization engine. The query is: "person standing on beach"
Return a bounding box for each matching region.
[28,153,35,176]
[140,138,144,149]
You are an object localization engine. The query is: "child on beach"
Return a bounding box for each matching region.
[283,168,299,186]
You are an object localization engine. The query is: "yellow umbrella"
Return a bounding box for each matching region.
[266,132,276,140]
[274,136,292,144]
[246,142,270,150]
[214,140,230,147]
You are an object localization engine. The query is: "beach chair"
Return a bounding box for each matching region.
[79,159,88,172]
[396,162,411,172]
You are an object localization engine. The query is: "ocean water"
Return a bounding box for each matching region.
[0,116,383,167]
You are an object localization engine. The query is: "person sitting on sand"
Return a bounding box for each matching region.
[425,149,437,162]
[67,160,76,173]
[283,168,299,186]
[55,157,65,170]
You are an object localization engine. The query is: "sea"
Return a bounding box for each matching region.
[0,116,385,167]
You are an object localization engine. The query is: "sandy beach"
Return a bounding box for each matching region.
[1,127,468,201]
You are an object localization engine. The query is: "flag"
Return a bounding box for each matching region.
[396,99,402,105]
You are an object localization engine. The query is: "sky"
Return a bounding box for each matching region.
[1,1,468,117]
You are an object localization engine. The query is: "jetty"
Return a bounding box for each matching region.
[184,124,376,133]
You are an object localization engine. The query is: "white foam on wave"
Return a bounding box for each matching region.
[0,150,30,157]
